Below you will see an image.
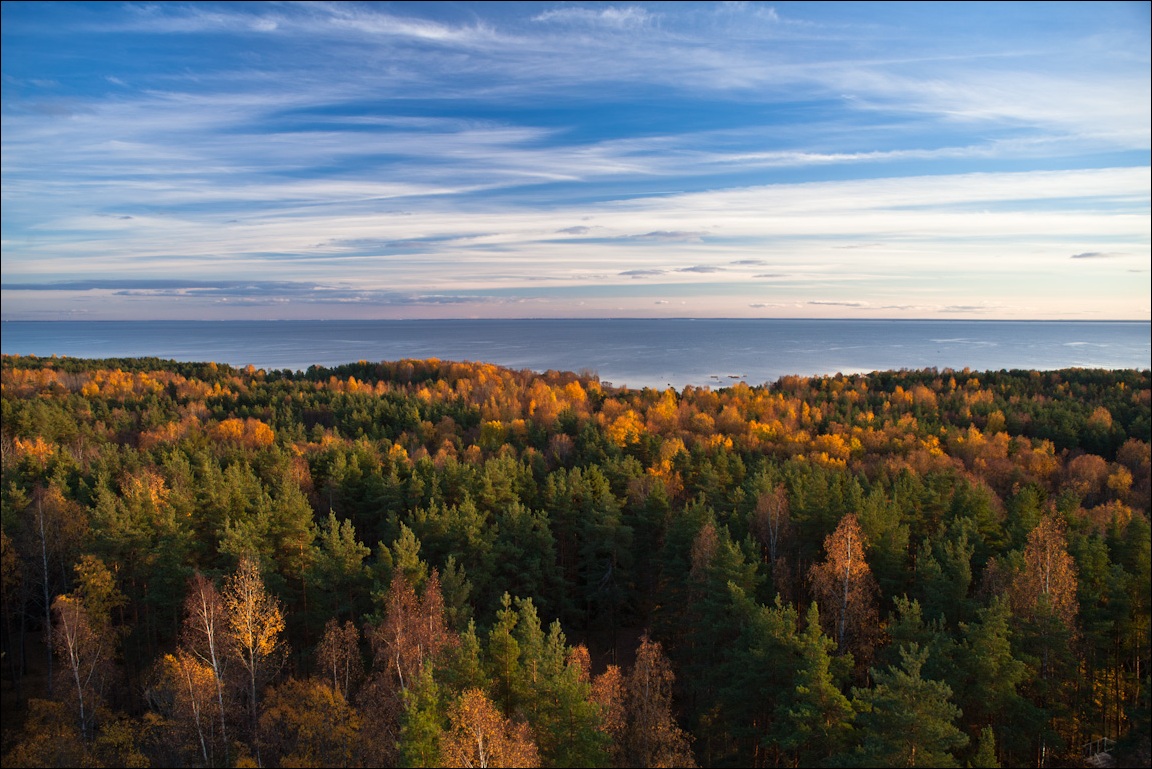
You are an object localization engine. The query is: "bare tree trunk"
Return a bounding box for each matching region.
[38,497,53,695]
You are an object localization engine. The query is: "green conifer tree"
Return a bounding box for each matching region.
[841,644,968,767]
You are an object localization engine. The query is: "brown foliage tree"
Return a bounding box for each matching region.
[1064,453,1109,506]
[591,664,627,765]
[52,593,111,743]
[623,636,696,768]
[359,570,456,766]
[316,618,364,700]
[1011,515,1078,630]
[808,513,879,662]
[369,570,455,694]
[751,483,790,563]
[25,484,88,693]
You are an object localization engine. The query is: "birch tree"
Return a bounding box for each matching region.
[223,557,285,746]
[809,513,880,662]
[181,572,231,753]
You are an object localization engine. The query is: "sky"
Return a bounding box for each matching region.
[1,1,1149,321]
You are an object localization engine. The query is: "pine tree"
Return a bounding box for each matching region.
[718,590,803,767]
[399,663,445,768]
[968,726,1000,768]
[774,603,854,766]
[486,593,523,715]
[842,644,968,768]
[954,597,1034,766]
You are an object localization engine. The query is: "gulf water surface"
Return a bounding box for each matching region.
[2,319,1148,391]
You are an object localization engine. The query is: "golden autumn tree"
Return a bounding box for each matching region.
[71,555,125,635]
[258,677,361,768]
[159,649,226,767]
[808,513,880,662]
[441,688,541,768]
[223,557,286,744]
[1,699,88,768]
[1011,514,1078,630]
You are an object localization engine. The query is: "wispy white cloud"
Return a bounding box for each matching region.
[843,69,1151,147]
[533,6,656,29]
[808,300,871,309]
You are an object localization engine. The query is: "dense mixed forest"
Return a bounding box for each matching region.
[0,353,1148,768]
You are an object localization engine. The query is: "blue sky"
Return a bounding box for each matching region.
[2,1,1149,320]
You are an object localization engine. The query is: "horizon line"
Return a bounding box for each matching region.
[2,316,1149,324]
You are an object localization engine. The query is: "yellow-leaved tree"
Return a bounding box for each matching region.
[224,557,285,750]
[160,649,225,767]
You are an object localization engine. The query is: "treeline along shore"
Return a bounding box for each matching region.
[1,354,1149,767]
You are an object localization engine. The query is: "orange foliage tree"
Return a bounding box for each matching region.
[808,513,879,662]
[1011,515,1078,631]
[441,688,540,768]
[627,636,696,768]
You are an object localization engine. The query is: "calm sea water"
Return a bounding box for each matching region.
[2,320,1148,390]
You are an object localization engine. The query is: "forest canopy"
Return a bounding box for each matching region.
[1,354,1149,767]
